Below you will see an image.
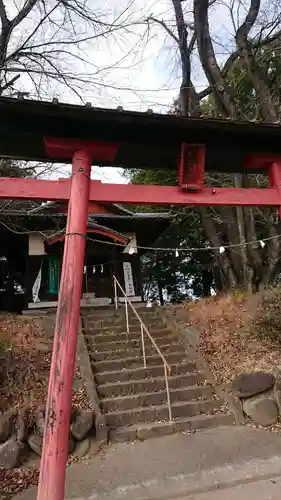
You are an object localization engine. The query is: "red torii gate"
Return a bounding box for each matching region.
[1,97,281,500]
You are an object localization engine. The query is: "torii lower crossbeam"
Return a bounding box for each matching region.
[1,177,281,206]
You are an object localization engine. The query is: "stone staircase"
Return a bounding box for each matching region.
[81,306,233,443]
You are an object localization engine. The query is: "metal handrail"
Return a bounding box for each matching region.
[113,274,173,421]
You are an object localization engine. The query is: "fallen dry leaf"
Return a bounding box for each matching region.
[0,313,92,497]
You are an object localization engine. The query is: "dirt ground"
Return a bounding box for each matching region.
[0,314,91,499]
[181,291,281,385]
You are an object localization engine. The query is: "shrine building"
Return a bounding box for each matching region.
[0,200,172,310]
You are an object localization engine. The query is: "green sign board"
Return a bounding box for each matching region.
[48,257,61,294]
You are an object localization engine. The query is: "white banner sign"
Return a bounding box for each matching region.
[123,261,135,297]
[32,266,42,303]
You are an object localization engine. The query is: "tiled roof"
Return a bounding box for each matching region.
[1,96,280,173]
[0,200,173,220]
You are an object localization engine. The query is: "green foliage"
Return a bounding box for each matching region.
[226,43,281,120]
[126,168,214,301]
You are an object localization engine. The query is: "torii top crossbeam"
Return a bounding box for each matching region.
[1,96,281,172]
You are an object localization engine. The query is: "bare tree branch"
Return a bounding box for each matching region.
[0,0,8,26]
[0,0,139,100]
[198,28,281,101]
[147,16,179,45]
[171,0,193,115]
[235,0,278,123]
[193,0,240,118]
[6,2,61,63]
[0,73,20,92]
[12,0,38,28]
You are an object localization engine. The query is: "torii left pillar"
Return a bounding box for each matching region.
[37,150,91,500]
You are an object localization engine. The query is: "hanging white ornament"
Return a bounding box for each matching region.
[129,246,135,255]
[93,266,96,274]
[101,265,104,273]
[175,249,179,257]
[219,246,225,254]
[259,240,265,248]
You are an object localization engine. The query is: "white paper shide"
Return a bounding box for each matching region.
[32,266,42,303]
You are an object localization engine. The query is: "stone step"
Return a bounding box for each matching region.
[98,372,205,398]
[95,362,197,385]
[92,352,188,373]
[83,309,160,319]
[105,399,223,429]
[101,386,214,412]
[85,329,173,344]
[90,343,186,362]
[109,413,235,443]
[81,306,159,318]
[83,317,164,330]
[85,335,176,353]
[81,309,162,322]
[83,324,167,335]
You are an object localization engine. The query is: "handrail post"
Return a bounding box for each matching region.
[113,276,118,310]
[141,324,146,368]
[164,364,172,422]
[125,297,129,334]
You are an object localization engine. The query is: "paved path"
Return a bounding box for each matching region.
[182,476,281,499]
[14,426,281,500]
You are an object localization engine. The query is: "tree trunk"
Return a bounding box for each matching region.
[198,207,237,291]
[234,174,254,292]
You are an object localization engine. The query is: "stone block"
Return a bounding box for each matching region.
[68,434,76,454]
[71,437,91,458]
[243,393,278,426]
[224,386,245,424]
[0,438,28,469]
[17,407,29,443]
[232,372,275,398]
[35,405,45,435]
[0,410,16,442]
[71,411,95,441]
[273,376,281,413]
[28,431,43,456]
[95,413,108,444]
[28,431,76,456]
